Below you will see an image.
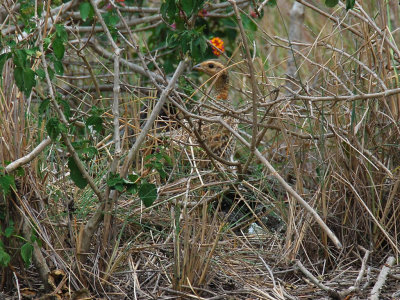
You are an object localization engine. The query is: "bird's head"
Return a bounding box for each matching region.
[193,60,229,100]
[193,60,226,77]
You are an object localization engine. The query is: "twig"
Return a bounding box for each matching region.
[286,87,400,103]
[5,138,52,173]
[295,260,341,300]
[369,256,396,300]
[229,0,260,172]
[89,0,122,268]
[65,14,162,33]
[13,272,21,300]
[121,58,189,177]
[337,247,371,298]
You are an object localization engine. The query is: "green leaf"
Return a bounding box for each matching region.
[160,0,177,21]
[266,0,277,7]
[0,174,15,195]
[181,0,193,16]
[20,243,33,267]
[22,68,36,96]
[107,173,125,192]
[55,24,68,42]
[86,107,103,132]
[68,157,88,189]
[242,13,257,31]
[0,52,11,75]
[52,37,65,60]
[192,0,205,14]
[35,68,46,79]
[46,117,67,140]
[71,140,89,151]
[80,147,98,159]
[126,183,137,194]
[162,153,173,165]
[138,183,157,207]
[103,11,119,27]
[346,0,355,10]
[30,231,41,246]
[0,249,10,267]
[25,48,38,56]
[57,98,70,119]
[14,66,24,92]
[79,2,94,21]
[125,174,139,194]
[13,49,28,68]
[4,221,14,238]
[48,67,55,80]
[43,37,51,50]
[80,2,91,21]
[39,98,50,114]
[15,166,25,177]
[128,174,139,183]
[53,60,64,75]
[325,0,339,7]
[14,66,36,96]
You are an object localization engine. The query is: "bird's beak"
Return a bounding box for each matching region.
[193,64,202,71]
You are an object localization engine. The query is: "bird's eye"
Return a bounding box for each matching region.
[208,63,214,68]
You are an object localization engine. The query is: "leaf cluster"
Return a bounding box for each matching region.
[107,173,158,208]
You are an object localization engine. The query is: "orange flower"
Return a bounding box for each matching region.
[210,37,225,56]
[198,9,208,17]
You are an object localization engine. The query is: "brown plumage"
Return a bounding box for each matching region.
[167,60,236,169]
[193,60,229,100]
[192,60,236,164]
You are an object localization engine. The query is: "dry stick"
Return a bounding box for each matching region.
[65,14,162,33]
[369,256,396,300]
[121,59,189,177]
[295,260,341,300]
[218,118,343,249]
[286,2,304,93]
[36,10,105,267]
[229,0,260,174]
[89,0,122,268]
[5,137,51,173]
[286,87,400,102]
[337,247,370,298]
[12,272,21,300]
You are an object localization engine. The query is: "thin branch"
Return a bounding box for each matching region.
[369,256,396,300]
[5,138,52,173]
[229,0,260,157]
[121,58,189,177]
[295,260,341,300]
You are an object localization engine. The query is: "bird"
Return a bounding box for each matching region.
[187,60,237,167]
[193,60,229,101]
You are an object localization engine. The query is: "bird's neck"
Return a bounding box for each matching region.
[214,72,229,100]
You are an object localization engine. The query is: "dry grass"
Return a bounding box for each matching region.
[1,0,400,299]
